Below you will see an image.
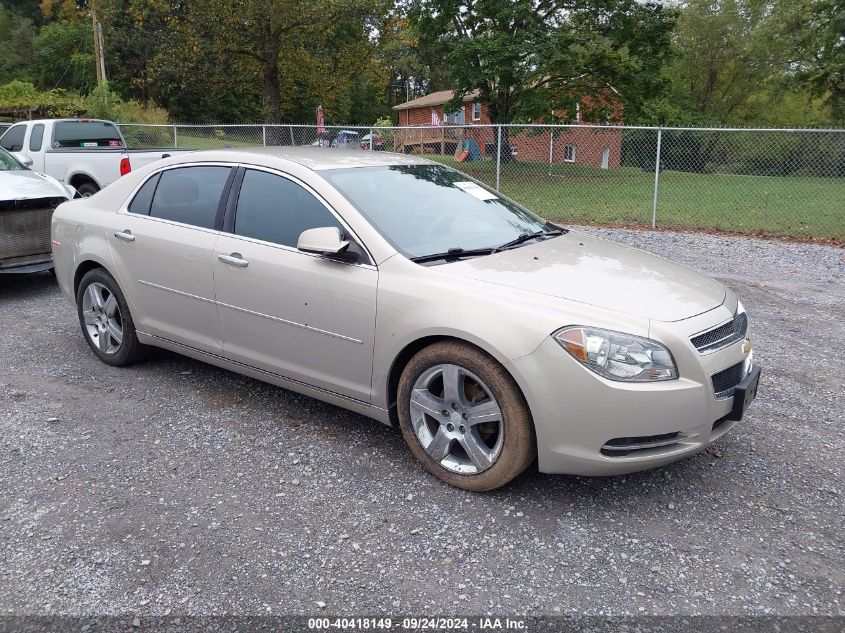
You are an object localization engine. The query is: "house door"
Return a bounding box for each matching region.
[601,147,610,170]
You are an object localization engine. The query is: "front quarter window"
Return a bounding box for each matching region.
[325,164,555,260]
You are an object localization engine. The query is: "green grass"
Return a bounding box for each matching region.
[175,132,259,149]
[123,129,261,150]
[427,156,845,241]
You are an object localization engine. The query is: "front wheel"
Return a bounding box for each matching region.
[76,268,147,366]
[397,341,535,491]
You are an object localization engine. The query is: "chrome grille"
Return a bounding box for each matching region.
[711,361,746,399]
[691,311,748,353]
[0,197,64,265]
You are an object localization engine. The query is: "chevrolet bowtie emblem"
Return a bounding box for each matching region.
[742,338,753,354]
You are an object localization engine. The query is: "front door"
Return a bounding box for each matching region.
[213,168,377,402]
[107,165,233,353]
[601,147,610,170]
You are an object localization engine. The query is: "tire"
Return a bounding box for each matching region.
[76,182,99,197]
[76,267,148,366]
[397,341,535,491]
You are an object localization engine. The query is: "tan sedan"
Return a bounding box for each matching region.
[50,148,760,491]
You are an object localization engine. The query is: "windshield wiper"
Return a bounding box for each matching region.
[493,227,565,253]
[410,247,495,264]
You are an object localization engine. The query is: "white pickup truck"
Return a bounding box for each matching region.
[0,118,191,196]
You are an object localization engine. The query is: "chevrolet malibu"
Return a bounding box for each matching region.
[51,148,760,491]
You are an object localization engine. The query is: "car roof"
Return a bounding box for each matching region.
[166,146,436,171]
[23,118,116,125]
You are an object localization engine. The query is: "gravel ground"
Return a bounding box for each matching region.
[0,228,843,617]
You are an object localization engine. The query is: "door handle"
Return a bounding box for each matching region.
[114,230,135,242]
[218,253,249,268]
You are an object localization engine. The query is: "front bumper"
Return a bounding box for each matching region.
[511,306,757,476]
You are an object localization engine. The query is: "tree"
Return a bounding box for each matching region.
[378,10,453,113]
[32,20,95,92]
[412,0,677,126]
[0,4,35,85]
[778,0,845,124]
[156,0,390,123]
[637,0,841,127]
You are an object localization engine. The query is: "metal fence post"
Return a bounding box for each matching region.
[173,125,178,149]
[262,125,267,147]
[652,127,662,229]
[369,127,373,151]
[495,125,502,191]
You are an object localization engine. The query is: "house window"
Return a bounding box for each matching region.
[564,144,576,163]
[446,109,465,125]
[472,102,481,121]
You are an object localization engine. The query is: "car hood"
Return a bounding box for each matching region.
[0,170,74,202]
[439,232,726,322]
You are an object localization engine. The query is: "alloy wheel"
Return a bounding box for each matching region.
[409,363,504,474]
[81,282,123,355]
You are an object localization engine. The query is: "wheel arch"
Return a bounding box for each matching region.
[384,334,535,429]
[73,258,111,296]
[68,172,101,192]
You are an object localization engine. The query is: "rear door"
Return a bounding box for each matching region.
[213,167,378,401]
[106,164,234,353]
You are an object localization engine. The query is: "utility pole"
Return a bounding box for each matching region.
[91,1,107,86]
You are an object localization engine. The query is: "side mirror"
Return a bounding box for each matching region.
[297,226,349,256]
[12,153,33,168]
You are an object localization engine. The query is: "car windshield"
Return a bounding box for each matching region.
[0,148,26,171]
[325,164,553,259]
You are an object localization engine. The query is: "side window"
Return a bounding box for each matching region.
[0,125,26,152]
[128,173,161,215]
[234,169,343,248]
[29,124,45,152]
[149,166,231,229]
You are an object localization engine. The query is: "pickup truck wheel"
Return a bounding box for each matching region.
[76,268,147,366]
[397,341,536,492]
[76,182,99,197]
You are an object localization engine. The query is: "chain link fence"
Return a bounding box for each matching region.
[114,123,844,242]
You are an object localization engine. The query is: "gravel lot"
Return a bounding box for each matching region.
[0,228,843,617]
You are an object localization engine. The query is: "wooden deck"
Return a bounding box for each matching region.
[394,126,465,155]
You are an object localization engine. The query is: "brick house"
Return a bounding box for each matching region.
[392,88,623,169]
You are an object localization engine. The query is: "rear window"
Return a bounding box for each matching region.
[149,166,231,229]
[52,121,124,148]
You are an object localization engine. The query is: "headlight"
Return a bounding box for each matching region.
[554,326,678,382]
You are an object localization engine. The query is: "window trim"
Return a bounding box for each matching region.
[472,102,481,121]
[117,161,238,236]
[224,164,375,268]
[564,144,576,163]
[119,161,376,267]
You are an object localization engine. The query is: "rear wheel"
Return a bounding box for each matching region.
[397,341,535,491]
[76,268,147,366]
[76,182,99,197]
